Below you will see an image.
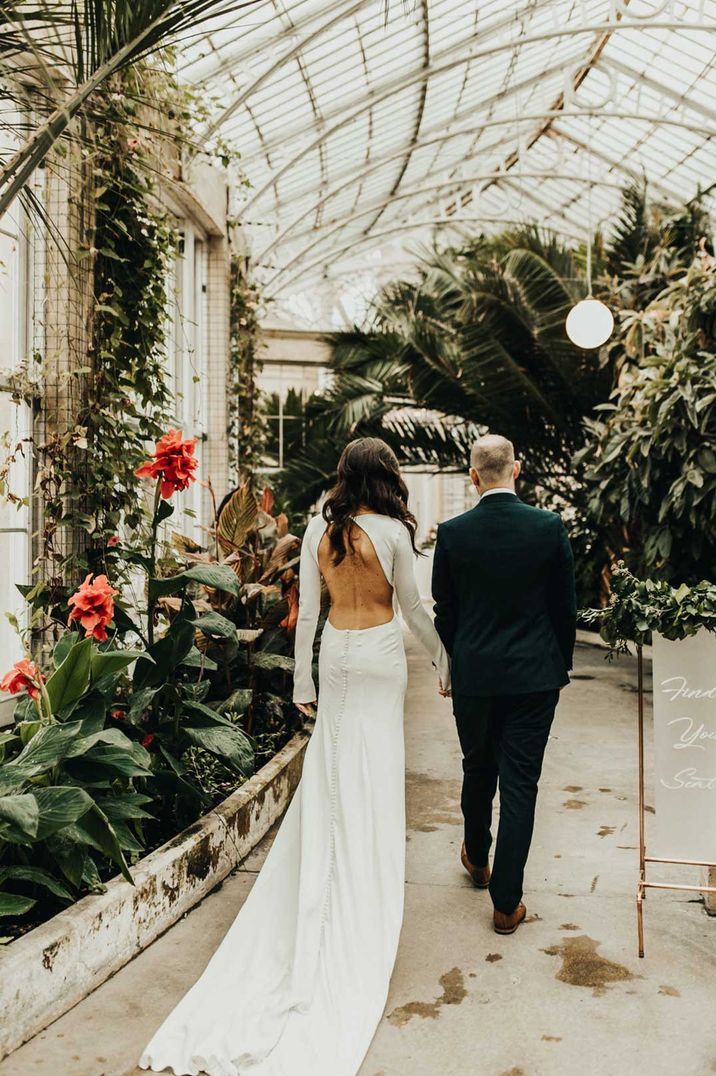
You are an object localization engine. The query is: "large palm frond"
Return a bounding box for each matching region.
[0,1,258,217]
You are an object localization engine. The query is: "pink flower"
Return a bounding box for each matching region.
[135,429,198,499]
[110,708,125,720]
[107,534,120,548]
[67,574,118,642]
[0,658,45,699]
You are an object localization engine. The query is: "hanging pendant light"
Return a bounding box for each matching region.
[566,296,614,349]
[565,171,613,349]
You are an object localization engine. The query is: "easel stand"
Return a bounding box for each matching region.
[636,643,716,957]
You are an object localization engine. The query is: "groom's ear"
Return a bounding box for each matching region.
[469,466,480,490]
[513,460,522,480]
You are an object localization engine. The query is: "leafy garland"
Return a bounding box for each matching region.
[580,561,716,654]
[228,253,269,488]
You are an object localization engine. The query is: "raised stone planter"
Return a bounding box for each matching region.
[0,727,310,1061]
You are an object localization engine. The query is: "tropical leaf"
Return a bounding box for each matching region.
[0,865,73,902]
[191,612,238,640]
[184,725,254,776]
[217,482,259,553]
[0,793,39,840]
[66,803,133,884]
[0,892,36,917]
[44,637,93,715]
[33,786,96,841]
[0,0,261,217]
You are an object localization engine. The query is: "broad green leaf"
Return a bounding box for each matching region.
[46,833,87,889]
[218,688,253,717]
[108,818,145,853]
[33,786,95,840]
[0,793,39,839]
[4,721,80,779]
[134,622,195,688]
[72,744,152,778]
[182,700,243,729]
[45,638,93,715]
[181,647,218,671]
[148,574,188,602]
[53,632,80,667]
[0,865,72,901]
[251,651,295,673]
[98,793,155,822]
[68,804,133,885]
[184,724,254,776]
[0,892,36,917]
[184,564,241,596]
[90,649,153,685]
[191,612,238,640]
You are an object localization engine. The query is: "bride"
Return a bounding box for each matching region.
[138,436,451,1076]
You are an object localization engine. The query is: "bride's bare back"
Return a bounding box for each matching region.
[317,518,394,630]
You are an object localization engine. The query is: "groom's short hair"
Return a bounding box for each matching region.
[470,434,515,484]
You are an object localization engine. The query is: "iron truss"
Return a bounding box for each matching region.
[180,0,716,315]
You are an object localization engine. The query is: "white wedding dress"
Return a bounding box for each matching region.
[138,512,450,1076]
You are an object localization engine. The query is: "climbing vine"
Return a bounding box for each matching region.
[228,253,269,487]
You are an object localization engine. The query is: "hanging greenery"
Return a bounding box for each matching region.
[228,254,269,487]
[577,245,716,585]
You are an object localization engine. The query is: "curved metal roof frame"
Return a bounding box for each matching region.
[179,0,716,320]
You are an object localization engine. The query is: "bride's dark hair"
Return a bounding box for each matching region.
[322,437,419,565]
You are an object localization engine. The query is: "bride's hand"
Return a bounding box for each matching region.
[295,702,316,717]
[438,680,451,698]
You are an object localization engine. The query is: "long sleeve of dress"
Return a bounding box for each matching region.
[393,524,451,690]
[293,517,323,703]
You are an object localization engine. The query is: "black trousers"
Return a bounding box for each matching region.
[452,690,559,914]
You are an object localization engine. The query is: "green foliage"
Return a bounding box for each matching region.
[0,479,305,939]
[86,68,177,542]
[580,562,716,654]
[280,227,610,515]
[0,0,253,215]
[229,256,270,487]
[577,249,716,583]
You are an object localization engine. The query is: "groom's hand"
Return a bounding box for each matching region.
[438,680,452,698]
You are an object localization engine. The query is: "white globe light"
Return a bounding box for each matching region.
[565,298,614,349]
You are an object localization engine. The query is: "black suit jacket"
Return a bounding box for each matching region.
[431,493,576,697]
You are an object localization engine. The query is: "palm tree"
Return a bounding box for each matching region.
[280,226,611,512]
[0,0,258,217]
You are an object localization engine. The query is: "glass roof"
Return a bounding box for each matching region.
[179,0,716,327]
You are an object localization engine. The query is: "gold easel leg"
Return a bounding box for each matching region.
[637,885,645,958]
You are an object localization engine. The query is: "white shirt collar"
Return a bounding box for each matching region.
[479,487,516,499]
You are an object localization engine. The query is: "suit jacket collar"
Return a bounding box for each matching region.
[476,491,520,508]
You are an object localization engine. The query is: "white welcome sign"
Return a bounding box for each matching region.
[652,630,716,862]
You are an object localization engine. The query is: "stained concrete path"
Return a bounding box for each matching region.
[2,638,714,1076]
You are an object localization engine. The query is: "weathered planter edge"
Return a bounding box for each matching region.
[0,727,310,1062]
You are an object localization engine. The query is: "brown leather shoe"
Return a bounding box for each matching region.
[460,842,490,889]
[493,901,527,935]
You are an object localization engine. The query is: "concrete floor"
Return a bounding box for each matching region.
[2,638,714,1076]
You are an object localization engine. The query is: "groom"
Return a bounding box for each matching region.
[432,434,576,935]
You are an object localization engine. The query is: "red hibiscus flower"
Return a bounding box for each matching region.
[110,708,125,720]
[0,658,45,699]
[107,534,120,548]
[67,573,118,642]
[135,429,198,499]
[142,733,155,748]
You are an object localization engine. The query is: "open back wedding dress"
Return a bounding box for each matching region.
[139,512,450,1076]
